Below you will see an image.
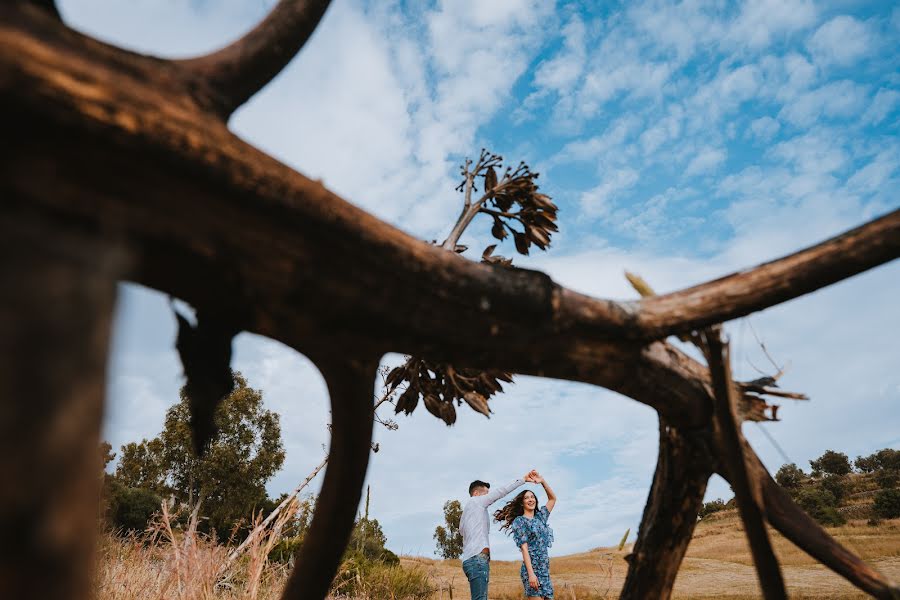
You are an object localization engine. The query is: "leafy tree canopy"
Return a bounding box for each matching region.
[434,499,464,559]
[809,450,852,477]
[114,372,284,535]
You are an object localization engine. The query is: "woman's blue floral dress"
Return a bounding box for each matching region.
[511,506,554,597]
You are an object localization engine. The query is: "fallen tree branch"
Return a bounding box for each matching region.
[280,351,378,600]
[621,420,714,599]
[21,1,59,19]
[3,8,897,375]
[635,210,900,338]
[704,327,787,600]
[179,0,333,116]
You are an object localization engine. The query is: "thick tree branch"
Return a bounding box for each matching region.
[281,351,378,600]
[634,209,900,338]
[179,0,332,116]
[0,216,126,600]
[3,10,898,379]
[705,328,786,599]
[621,420,714,599]
[20,0,59,19]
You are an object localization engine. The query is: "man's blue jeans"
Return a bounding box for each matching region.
[462,552,489,600]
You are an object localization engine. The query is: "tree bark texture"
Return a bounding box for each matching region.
[0,216,126,600]
[620,421,714,599]
[281,353,378,600]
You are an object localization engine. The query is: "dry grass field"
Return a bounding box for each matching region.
[402,512,900,599]
[93,509,899,599]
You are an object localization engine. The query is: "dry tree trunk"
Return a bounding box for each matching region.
[620,421,714,599]
[0,216,126,599]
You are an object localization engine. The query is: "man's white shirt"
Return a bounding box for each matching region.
[459,478,525,562]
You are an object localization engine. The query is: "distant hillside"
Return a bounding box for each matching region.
[403,513,900,599]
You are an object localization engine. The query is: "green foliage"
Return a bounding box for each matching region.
[873,489,900,519]
[267,494,317,563]
[775,463,805,489]
[698,498,727,518]
[795,488,845,526]
[809,450,852,477]
[114,372,284,537]
[349,517,397,565]
[875,469,899,490]
[433,499,464,559]
[116,438,167,493]
[104,478,162,533]
[332,557,434,600]
[100,441,116,471]
[855,454,879,473]
[819,474,848,504]
[856,449,900,473]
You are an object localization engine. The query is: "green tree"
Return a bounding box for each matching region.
[698,498,728,518]
[819,474,847,504]
[856,448,900,473]
[796,488,845,526]
[433,499,464,559]
[875,469,899,489]
[809,450,851,477]
[873,489,900,519]
[104,479,162,533]
[115,372,284,536]
[855,454,879,473]
[775,463,805,489]
[100,441,116,472]
[116,438,167,493]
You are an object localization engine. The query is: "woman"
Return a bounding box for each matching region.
[493,472,557,599]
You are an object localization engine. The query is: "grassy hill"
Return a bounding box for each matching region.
[402,513,900,599]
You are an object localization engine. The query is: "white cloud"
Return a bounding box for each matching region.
[864,88,900,125]
[808,16,872,68]
[685,147,727,176]
[749,116,781,141]
[778,80,869,127]
[579,168,640,218]
[533,14,587,93]
[727,0,817,49]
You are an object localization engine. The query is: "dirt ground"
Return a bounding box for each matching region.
[402,514,900,599]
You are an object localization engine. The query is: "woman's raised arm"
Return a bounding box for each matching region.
[536,474,556,512]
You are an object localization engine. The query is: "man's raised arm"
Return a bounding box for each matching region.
[477,471,534,506]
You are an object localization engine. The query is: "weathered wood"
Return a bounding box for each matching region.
[705,329,787,600]
[179,0,333,116]
[281,352,378,600]
[0,217,126,600]
[2,6,898,380]
[620,421,714,599]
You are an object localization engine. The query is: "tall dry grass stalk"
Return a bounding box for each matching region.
[94,500,290,600]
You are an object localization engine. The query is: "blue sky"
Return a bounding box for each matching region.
[60,0,900,559]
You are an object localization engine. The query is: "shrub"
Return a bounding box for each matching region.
[873,489,900,519]
[819,474,847,504]
[855,454,879,473]
[796,488,845,526]
[810,450,852,477]
[875,469,899,490]
[105,480,162,533]
[698,498,727,518]
[775,463,805,489]
[332,553,434,599]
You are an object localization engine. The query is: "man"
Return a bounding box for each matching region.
[460,471,537,600]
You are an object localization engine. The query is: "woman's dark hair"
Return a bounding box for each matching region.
[493,489,539,532]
